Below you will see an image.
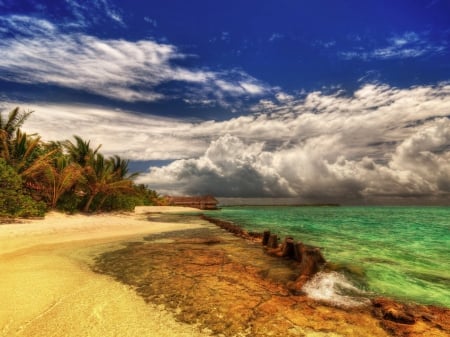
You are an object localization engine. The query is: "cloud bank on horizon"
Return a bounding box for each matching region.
[1,0,450,204]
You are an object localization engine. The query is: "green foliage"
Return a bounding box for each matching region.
[93,193,140,212]
[133,184,160,205]
[56,192,83,214]
[1,108,161,217]
[0,158,46,218]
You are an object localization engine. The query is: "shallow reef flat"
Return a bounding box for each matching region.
[93,214,450,337]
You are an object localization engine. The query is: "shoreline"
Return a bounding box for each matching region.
[1,207,449,337]
[0,207,211,337]
[93,211,449,337]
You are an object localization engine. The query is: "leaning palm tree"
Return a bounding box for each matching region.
[0,107,53,179]
[33,147,83,209]
[2,129,55,184]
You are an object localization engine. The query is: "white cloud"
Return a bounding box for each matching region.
[64,0,124,27]
[341,31,447,60]
[141,134,295,197]
[136,83,450,202]
[240,82,266,95]
[0,102,208,161]
[0,16,269,104]
[3,82,450,202]
[275,92,295,103]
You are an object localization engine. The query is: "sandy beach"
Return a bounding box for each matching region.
[0,207,211,337]
[2,207,448,337]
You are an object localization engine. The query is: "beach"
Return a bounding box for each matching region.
[1,207,448,337]
[0,207,210,337]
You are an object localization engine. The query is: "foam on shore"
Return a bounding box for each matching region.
[302,271,371,308]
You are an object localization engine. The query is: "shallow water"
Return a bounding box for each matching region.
[205,206,450,308]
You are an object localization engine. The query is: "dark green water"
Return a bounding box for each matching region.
[205,206,450,308]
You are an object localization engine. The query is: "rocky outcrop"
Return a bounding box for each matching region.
[200,215,262,240]
[200,216,326,293]
[261,231,326,291]
[372,297,450,337]
[93,215,450,337]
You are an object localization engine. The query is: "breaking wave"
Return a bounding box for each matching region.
[303,271,371,308]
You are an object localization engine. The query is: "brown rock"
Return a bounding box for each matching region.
[280,237,295,258]
[289,246,326,291]
[372,298,415,324]
[262,230,271,246]
[267,234,279,249]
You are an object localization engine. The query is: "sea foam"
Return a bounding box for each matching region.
[303,271,371,308]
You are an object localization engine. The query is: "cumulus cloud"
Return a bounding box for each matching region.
[3,82,450,203]
[136,83,450,203]
[141,134,295,197]
[0,15,269,104]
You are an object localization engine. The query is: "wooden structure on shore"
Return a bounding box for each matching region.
[167,195,219,210]
[201,215,326,292]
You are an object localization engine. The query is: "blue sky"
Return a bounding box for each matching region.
[1,0,450,203]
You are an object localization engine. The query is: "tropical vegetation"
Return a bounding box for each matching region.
[0,107,161,218]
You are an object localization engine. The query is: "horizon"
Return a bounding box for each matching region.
[1,0,450,205]
[217,197,450,207]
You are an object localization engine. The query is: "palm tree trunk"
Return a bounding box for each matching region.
[96,194,109,212]
[83,193,96,212]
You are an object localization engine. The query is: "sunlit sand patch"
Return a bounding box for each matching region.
[0,207,211,337]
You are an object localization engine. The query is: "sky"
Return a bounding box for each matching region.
[1,0,450,204]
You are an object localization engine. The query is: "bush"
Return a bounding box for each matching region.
[0,159,46,218]
[56,192,83,214]
[94,193,141,212]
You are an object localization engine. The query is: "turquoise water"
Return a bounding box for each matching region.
[205,206,450,308]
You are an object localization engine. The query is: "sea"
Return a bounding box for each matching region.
[204,206,450,308]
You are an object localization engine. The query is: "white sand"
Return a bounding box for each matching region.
[0,206,211,337]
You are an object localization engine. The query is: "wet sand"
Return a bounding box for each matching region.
[0,207,211,337]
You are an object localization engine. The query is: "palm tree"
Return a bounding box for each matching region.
[82,153,133,212]
[0,107,54,179]
[1,107,32,161]
[1,128,56,193]
[0,107,33,142]
[32,144,83,208]
[110,155,139,180]
[64,135,101,167]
